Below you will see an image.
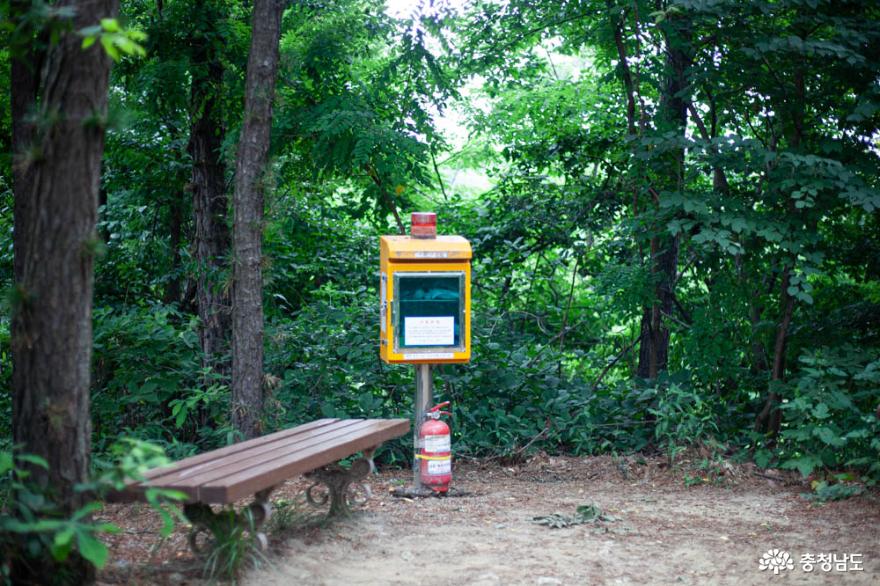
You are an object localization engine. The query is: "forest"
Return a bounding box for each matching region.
[0,0,879,583]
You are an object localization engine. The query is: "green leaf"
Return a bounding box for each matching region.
[156,507,175,538]
[782,455,821,477]
[754,449,773,468]
[51,528,75,562]
[814,426,845,447]
[0,452,13,475]
[54,527,75,548]
[76,530,109,569]
[71,501,103,522]
[78,25,101,37]
[100,36,120,61]
[17,454,49,469]
[100,18,120,33]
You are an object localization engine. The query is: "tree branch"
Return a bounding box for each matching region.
[592,334,641,391]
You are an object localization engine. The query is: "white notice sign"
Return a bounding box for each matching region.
[404,316,454,346]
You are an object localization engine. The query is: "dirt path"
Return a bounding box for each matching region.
[100,455,879,585]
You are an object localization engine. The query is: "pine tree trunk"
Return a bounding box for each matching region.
[189,5,231,371]
[10,1,117,582]
[231,0,283,439]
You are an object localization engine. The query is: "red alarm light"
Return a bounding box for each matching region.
[410,212,437,239]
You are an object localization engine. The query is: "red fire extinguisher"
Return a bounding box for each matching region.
[418,401,452,493]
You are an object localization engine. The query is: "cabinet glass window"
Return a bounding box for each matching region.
[394,272,464,350]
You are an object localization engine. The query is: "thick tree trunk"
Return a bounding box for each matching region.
[189,7,231,369]
[231,0,283,439]
[10,1,117,583]
[637,235,680,378]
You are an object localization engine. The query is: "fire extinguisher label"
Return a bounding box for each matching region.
[423,435,451,453]
[427,458,451,475]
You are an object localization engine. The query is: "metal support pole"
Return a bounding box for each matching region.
[413,363,433,489]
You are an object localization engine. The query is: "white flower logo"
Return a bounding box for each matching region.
[759,549,794,574]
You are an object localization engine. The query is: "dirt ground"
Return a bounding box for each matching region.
[98,454,880,585]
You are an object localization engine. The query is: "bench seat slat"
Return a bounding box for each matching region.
[155,419,377,489]
[140,418,340,481]
[145,419,369,487]
[203,419,409,503]
[117,418,409,504]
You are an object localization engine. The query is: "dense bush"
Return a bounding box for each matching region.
[772,347,880,483]
[91,304,229,458]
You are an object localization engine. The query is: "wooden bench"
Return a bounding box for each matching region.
[110,418,409,552]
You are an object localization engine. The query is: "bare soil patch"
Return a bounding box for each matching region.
[98,454,879,585]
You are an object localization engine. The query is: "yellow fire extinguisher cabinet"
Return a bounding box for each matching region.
[379,235,472,364]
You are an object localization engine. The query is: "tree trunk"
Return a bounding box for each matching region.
[636,14,690,379]
[189,5,231,369]
[10,1,117,583]
[637,235,680,378]
[755,61,806,437]
[231,0,283,439]
[755,268,795,435]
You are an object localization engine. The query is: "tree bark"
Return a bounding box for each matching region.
[636,14,690,379]
[609,4,636,137]
[637,234,680,378]
[10,1,117,583]
[232,0,283,439]
[755,267,795,435]
[189,2,231,370]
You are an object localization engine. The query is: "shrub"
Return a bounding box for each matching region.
[773,346,880,484]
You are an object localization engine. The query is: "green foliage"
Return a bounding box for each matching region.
[773,347,880,483]
[0,452,118,574]
[199,507,268,583]
[803,477,866,502]
[79,18,147,61]
[0,441,184,580]
[274,0,450,225]
[0,316,10,442]
[649,383,720,465]
[91,304,230,456]
[89,439,187,538]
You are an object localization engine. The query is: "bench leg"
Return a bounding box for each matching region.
[305,456,373,517]
[183,485,278,556]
